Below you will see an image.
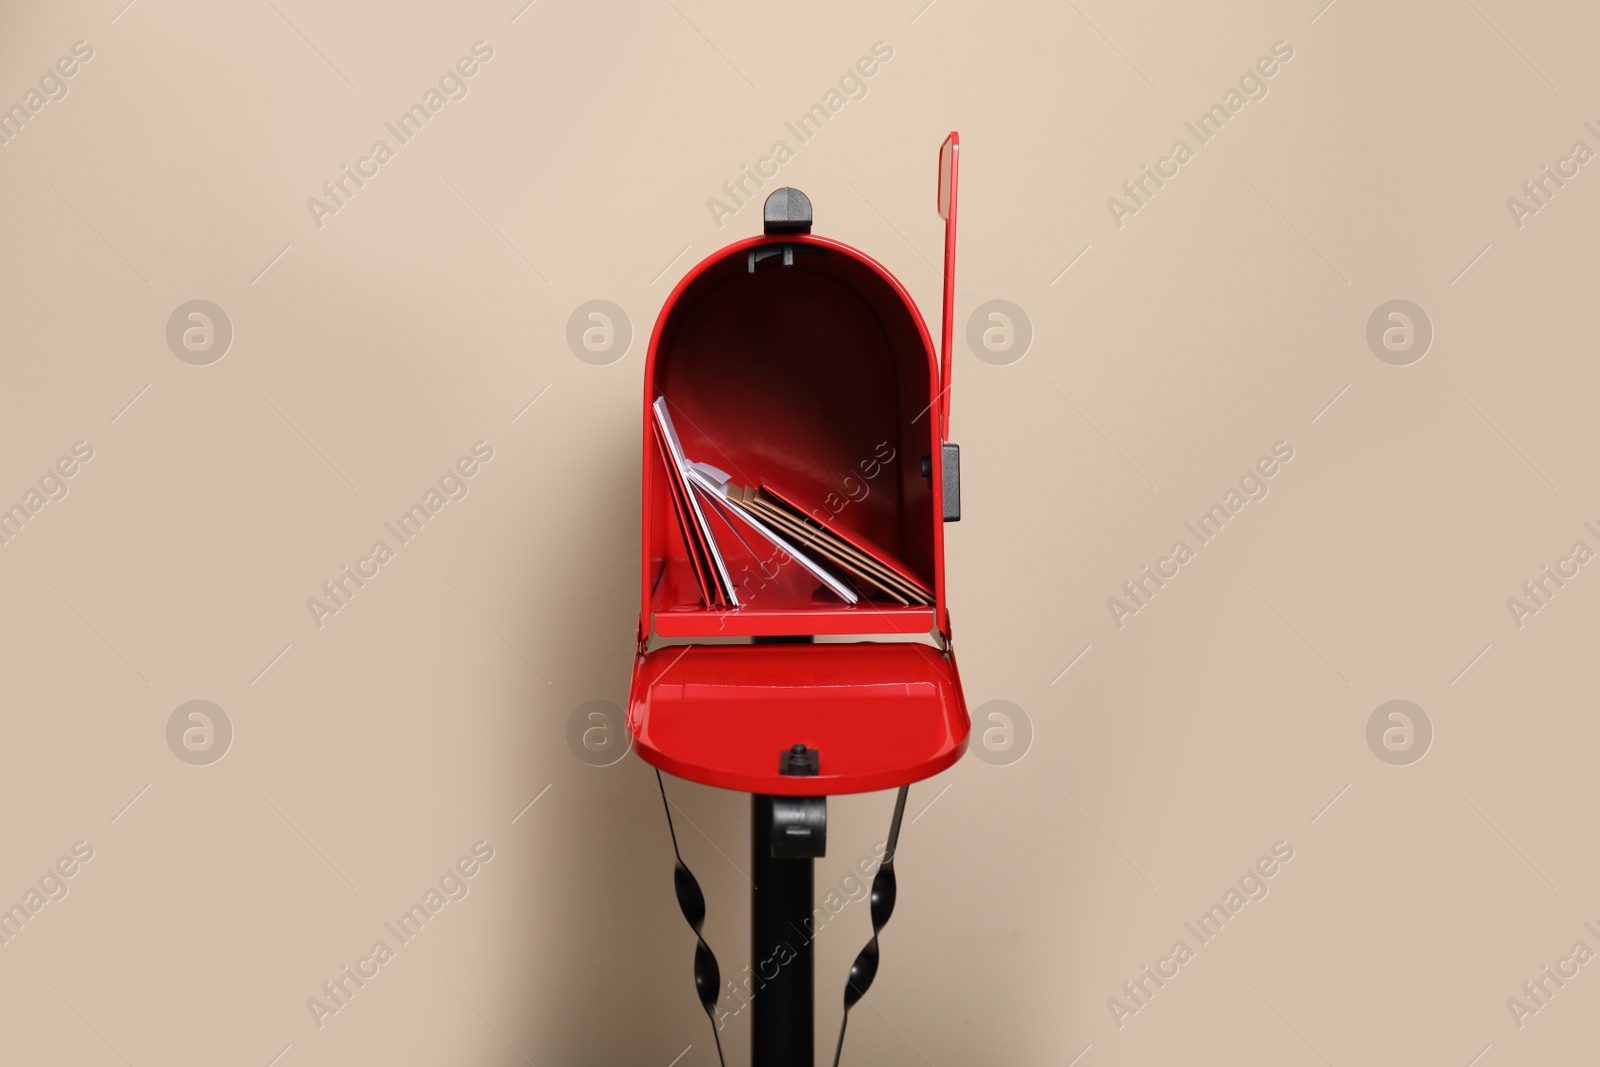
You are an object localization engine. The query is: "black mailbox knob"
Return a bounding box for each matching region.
[779,742,819,776]
[763,187,812,235]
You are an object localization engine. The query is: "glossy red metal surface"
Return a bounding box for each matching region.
[628,643,968,796]
[638,231,951,642]
[652,606,936,639]
[629,135,968,795]
[937,132,959,440]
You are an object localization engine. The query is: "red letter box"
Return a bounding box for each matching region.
[629,134,967,1066]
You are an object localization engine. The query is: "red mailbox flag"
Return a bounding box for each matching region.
[938,131,959,441]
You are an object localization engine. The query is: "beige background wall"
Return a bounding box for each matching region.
[2,0,1597,1064]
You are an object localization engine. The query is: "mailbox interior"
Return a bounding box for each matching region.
[643,235,947,639]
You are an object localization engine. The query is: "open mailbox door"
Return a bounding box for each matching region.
[629,642,966,796]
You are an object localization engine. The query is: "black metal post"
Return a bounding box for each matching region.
[751,794,813,1066]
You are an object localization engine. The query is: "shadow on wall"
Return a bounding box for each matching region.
[500,421,756,1066]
